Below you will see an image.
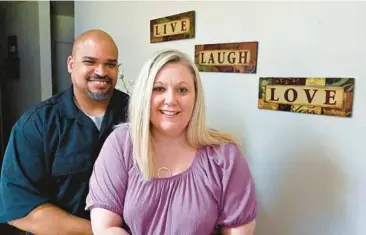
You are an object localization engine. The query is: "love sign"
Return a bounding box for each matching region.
[150,11,195,43]
[258,77,355,117]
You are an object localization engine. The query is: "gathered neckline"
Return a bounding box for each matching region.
[147,146,204,182]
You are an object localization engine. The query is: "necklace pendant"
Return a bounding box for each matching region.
[158,167,172,178]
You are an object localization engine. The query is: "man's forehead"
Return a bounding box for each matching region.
[80,55,117,62]
[74,47,117,61]
[73,38,118,58]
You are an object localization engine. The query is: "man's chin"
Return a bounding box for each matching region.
[87,90,113,101]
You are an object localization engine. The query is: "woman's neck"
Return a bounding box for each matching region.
[151,129,190,150]
[151,129,197,178]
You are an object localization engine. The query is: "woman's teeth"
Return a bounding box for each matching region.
[160,110,179,115]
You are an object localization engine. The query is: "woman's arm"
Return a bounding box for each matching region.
[90,208,129,235]
[86,127,132,234]
[215,143,258,235]
[221,220,256,235]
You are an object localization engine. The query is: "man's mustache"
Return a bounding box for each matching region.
[88,75,112,82]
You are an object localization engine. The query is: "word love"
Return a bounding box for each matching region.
[265,85,344,108]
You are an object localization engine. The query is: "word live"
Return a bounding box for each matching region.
[153,19,189,37]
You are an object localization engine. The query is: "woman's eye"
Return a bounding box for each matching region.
[178,88,188,93]
[153,87,165,92]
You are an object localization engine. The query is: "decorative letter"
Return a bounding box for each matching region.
[324,90,337,105]
[304,89,318,103]
[228,52,236,64]
[238,51,249,64]
[200,52,206,64]
[284,88,298,102]
[269,88,279,101]
[155,25,160,35]
[181,20,187,31]
[171,22,177,32]
[208,53,214,64]
[217,52,225,64]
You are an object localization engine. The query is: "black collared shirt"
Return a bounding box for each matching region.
[0,86,129,232]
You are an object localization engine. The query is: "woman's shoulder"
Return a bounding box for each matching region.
[112,122,131,136]
[194,142,251,197]
[105,122,133,168]
[201,142,244,166]
[196,142,252,180]
[107,123,132,145]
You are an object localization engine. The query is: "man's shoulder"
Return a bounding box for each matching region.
[112,89,129,103]
[16,91,66,127]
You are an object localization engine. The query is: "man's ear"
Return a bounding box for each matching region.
[67,55,74,73]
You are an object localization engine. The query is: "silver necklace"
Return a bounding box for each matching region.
[157,167,172,178]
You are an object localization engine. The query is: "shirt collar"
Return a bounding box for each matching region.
[60,85,79,120]
[59,85,122,121]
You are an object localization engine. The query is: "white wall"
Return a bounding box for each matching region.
[51,14,74,94]
[38,1,52,100]
[75,2,366,235]
[2,1,52,120]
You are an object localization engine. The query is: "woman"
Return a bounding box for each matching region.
[85,49,258,235]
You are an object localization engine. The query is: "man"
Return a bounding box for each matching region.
[0,29,129,235]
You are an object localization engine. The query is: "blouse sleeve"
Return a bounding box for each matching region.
[216,143,258,228]
[85,125,131,217]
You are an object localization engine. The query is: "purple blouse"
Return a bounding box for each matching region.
[85,124,258,234]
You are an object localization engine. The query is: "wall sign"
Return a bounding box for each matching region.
[258,77,355,117]
[150,11,195,43]
[194,41,258,73]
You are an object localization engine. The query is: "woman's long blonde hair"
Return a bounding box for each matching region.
[128,49,237,180]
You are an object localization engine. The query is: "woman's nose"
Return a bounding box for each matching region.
[164,89,177,105]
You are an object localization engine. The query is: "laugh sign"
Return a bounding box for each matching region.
[194,41,258,73]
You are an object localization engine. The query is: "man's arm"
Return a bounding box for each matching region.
[0,114,90,235]
[9,203,92,235]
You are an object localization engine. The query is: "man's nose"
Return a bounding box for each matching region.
[94,64,108,77]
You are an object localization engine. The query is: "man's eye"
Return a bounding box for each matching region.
[83,61,94,65]
[153,87,165,92]
[106,63,116,68]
